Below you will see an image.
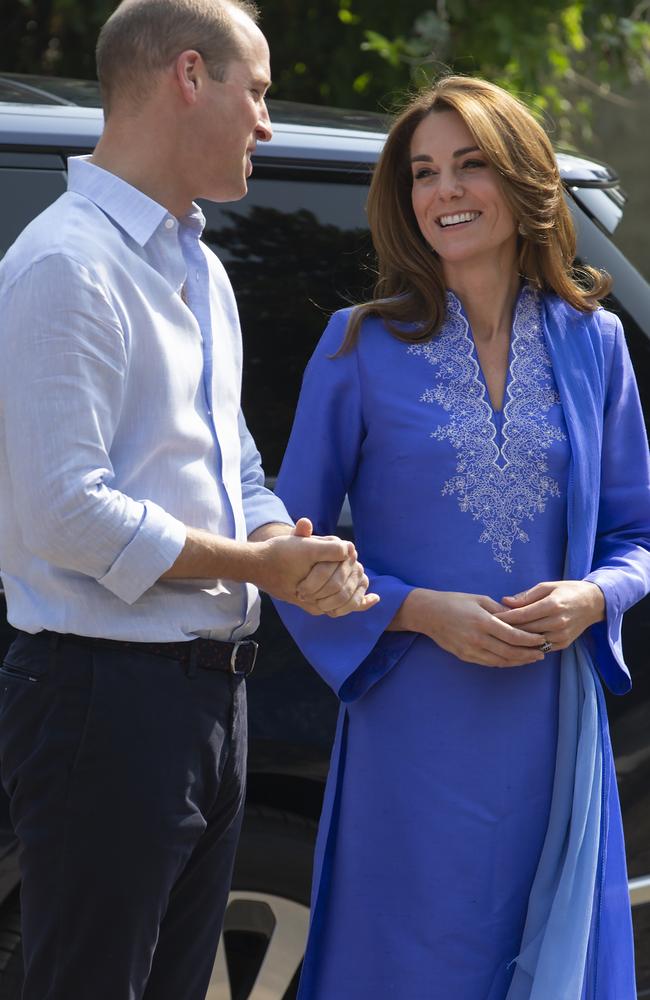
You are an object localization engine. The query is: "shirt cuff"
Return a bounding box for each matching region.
[98,500,187,605]
[244,492,294,536]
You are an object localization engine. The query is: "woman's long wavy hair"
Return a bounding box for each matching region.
[338,76,611,353]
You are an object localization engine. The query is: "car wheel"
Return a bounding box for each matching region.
[206,805,315,1000]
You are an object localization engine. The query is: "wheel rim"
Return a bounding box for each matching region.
[205,891,310,1000]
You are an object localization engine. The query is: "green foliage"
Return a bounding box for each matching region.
[1,0,648,145]
[258,0,650,144]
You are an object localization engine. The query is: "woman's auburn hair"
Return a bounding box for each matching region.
[338,75,611,353]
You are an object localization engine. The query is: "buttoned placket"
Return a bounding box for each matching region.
[177,219,250,636]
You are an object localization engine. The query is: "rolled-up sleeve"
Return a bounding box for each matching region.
[238,409,293,536]
[0,254,186,603]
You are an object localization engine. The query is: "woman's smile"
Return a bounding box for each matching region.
[437,210,482,228]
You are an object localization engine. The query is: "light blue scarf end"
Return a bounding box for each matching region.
[506,642,603,999]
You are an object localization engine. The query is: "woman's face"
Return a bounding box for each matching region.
[409,109,517,276]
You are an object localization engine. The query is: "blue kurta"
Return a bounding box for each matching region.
[275,287,650,1000]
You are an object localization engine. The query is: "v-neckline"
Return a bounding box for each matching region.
[448,287,525,417]
[469,334,513,416]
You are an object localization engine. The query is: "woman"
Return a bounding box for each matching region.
[274,77,650,999]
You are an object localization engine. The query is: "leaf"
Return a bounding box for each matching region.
[362,29,405,68]
[561,3,587,52]
[353,71,373,93]
[338,9,361,25]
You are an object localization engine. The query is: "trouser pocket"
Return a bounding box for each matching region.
[0,632,50,684]
[0,663,43,684]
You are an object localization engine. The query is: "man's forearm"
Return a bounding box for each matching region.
[248,521,294,542]
[160,526,267,584]
[160,521,377,615]
[161,521,295,583]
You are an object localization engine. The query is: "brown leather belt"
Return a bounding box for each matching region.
[45,631,258,677]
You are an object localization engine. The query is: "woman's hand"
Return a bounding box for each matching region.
[495,580,605,651]
[390,588,547,668]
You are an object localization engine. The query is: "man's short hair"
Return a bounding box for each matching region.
[96,0,260,116]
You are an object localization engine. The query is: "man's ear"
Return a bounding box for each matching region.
[174,49,204,105]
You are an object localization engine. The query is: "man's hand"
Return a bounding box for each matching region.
[495,580,605,651]
[290,518,380,617]
[249,517,379,616]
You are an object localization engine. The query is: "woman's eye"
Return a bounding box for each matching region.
[413,168,437,181]
[462,159,487,169]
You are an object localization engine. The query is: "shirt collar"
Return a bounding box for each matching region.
[180,203,206,236]
[66,155,204,246]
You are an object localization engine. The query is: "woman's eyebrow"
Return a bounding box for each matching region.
[410,145,480,164]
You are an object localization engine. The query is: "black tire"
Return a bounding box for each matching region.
[0,890,23,1000]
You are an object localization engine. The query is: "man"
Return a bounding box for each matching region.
[0,1,377,997]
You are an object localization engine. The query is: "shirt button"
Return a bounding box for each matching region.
[164,218,175,230]
[195,271,200,280]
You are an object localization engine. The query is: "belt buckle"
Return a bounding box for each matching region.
[230,640,258,676]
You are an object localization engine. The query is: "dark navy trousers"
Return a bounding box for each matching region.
[0,630,247,1000]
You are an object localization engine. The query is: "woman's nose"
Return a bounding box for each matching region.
[438,169,463,200]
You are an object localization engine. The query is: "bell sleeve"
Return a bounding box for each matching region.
[273,310,416,702]
[583,312,650,694]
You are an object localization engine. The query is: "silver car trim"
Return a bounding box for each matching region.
[630,876,650,907]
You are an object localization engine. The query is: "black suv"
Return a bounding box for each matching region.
[0,73,649,1000]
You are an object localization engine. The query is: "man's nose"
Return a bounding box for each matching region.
[256,101,272,142]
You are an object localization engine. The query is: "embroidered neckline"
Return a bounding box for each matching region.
[408,286,566,572]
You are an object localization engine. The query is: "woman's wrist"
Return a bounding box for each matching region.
[583,581,606,625]
[388,587,438,633]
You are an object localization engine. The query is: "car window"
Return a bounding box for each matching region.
[605,295,650,437]
[0,167,67,257]
[200,171,375,474]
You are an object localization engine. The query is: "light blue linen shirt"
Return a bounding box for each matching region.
[0,156,292,641]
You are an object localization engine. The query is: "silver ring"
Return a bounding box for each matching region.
[539,640,553,653]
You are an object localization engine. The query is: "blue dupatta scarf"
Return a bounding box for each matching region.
[506,296,632,999]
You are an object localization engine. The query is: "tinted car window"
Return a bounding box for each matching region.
[605,296,650,436]
[200,170,375,473]
[0,166,67,256]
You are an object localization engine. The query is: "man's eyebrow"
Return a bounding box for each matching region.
[409,145,481,164]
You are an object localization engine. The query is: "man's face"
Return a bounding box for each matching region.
[198,14,272,202]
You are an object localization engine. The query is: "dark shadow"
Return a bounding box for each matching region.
[204,204,375,473]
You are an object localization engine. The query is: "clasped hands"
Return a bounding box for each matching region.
[256,517,379,617]
[400,581,605,668]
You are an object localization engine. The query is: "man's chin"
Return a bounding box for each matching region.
[205,179,249,204]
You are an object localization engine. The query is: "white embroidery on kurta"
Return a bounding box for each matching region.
[409,287,566,571]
